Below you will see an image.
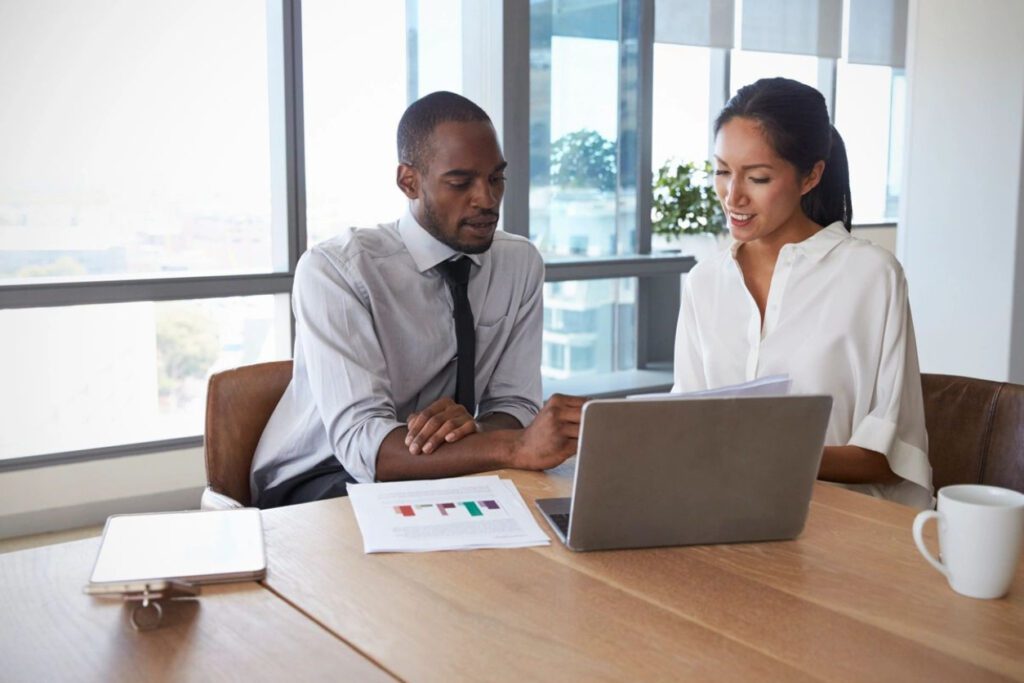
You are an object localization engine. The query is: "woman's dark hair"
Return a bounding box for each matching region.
[714,77,852,231]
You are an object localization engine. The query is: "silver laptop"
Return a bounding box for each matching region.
[536,395,832,551]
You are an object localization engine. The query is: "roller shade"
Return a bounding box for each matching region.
[654,0,734,48]
[848,0,908,67]
[740,0,843,58]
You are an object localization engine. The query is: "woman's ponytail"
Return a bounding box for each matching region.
[802,126,853,231]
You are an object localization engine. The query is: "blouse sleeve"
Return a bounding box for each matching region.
[672,274,708,393]
[847,266,933,505]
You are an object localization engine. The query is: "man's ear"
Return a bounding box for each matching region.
[396,163,420,199]
[801,160,826,196]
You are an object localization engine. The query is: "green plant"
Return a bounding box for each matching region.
[550,129,616,192]
[651,160,725,238]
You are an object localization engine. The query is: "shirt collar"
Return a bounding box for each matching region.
[398,209,483,273]
[729,221,850,264]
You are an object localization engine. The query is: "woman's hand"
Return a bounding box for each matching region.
[405,398,479,455]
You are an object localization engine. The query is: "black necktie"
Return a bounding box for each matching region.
[437,257,476,415]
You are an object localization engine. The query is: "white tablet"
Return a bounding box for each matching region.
[87,508,266,594]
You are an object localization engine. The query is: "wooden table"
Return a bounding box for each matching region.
[260,461,1024,682]
[4,465,1022,682]
[0,537,393,682]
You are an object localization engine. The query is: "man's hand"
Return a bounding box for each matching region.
[405,397,479,455]
[509,393,586,470]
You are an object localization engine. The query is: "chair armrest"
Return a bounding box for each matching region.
[200,487,245,511]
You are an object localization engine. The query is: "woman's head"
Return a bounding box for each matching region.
[712,77,852,241]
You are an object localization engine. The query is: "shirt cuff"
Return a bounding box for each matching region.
[341,417,404,483]
[477,400,538,429]
[848,414,933,497]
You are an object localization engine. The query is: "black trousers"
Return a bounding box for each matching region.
[258,458,357,509]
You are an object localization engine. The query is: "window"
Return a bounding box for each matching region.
[652,44,712,175]
[541,278,636,381]
[530,0,629,258]
[729,50,821,95]
[835,62,904,221]
[2,0,906,466]
[1,0,294,464]
[0,297,290,459]
[302,1,409,247]
[0,0,279,283]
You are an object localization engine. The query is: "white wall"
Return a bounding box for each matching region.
[898,0,1024,383]
[0,447,205,538]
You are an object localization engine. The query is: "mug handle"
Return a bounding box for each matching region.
[913,510,948,577]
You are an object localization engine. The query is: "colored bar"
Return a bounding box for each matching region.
[462,501,483,517]
[396,505,415,517]
[480,500,500,510]
[436,504,449,516]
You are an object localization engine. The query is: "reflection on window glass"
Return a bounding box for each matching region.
[530,0,638,258]
[0,296,291,459]
[835,61,902,222]
[730,50,820,94]
[542,278,636,380]
[0,0,275,283]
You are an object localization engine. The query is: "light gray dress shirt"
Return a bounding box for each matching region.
[249,211,544,502]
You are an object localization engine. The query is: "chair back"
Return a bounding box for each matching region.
[204,360,293,506]
[921,373,1024,493]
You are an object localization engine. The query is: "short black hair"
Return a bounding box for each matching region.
[397,91,491,169]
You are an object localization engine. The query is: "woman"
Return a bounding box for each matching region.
[673,77,932,508]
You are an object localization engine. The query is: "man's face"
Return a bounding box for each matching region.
[398,120,507,254]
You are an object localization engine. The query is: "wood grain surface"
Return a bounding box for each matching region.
[0,537,394,683]
[262,464,1024,682]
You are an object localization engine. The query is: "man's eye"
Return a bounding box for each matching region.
[491,175,507,184]
[448,182,470,190]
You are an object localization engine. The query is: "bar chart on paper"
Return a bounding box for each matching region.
[393,500,502,519]
[348,476,551,552]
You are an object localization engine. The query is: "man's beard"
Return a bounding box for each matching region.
[421,195,496,255]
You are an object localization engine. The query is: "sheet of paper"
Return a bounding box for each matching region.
[347,475,551,553]
[627,374,792,400]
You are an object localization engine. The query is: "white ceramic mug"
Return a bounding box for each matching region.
[913,484,1024,599]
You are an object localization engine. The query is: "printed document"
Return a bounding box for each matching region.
[348,475,551,553]
[627,374,792,400]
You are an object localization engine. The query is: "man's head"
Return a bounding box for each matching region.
[396,91,506,254]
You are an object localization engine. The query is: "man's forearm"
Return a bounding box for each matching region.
[375,426,520,481]
[477,411,523,431]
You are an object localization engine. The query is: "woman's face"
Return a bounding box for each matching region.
[713,116,822,245]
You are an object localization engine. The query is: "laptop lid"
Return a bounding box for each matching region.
[551,394,832,551]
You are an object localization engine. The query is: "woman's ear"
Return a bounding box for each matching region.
[396,163,420,199]
[801,160,826,196]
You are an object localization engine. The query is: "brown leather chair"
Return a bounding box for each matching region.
[203,360,293,508]
[921,373,1024,493]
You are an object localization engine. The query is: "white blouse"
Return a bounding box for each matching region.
[672,222,933,509]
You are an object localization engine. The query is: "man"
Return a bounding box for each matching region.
[250,91,584,508]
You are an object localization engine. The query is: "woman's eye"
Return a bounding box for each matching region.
[750,177,770,184]
[714,170,729,176]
